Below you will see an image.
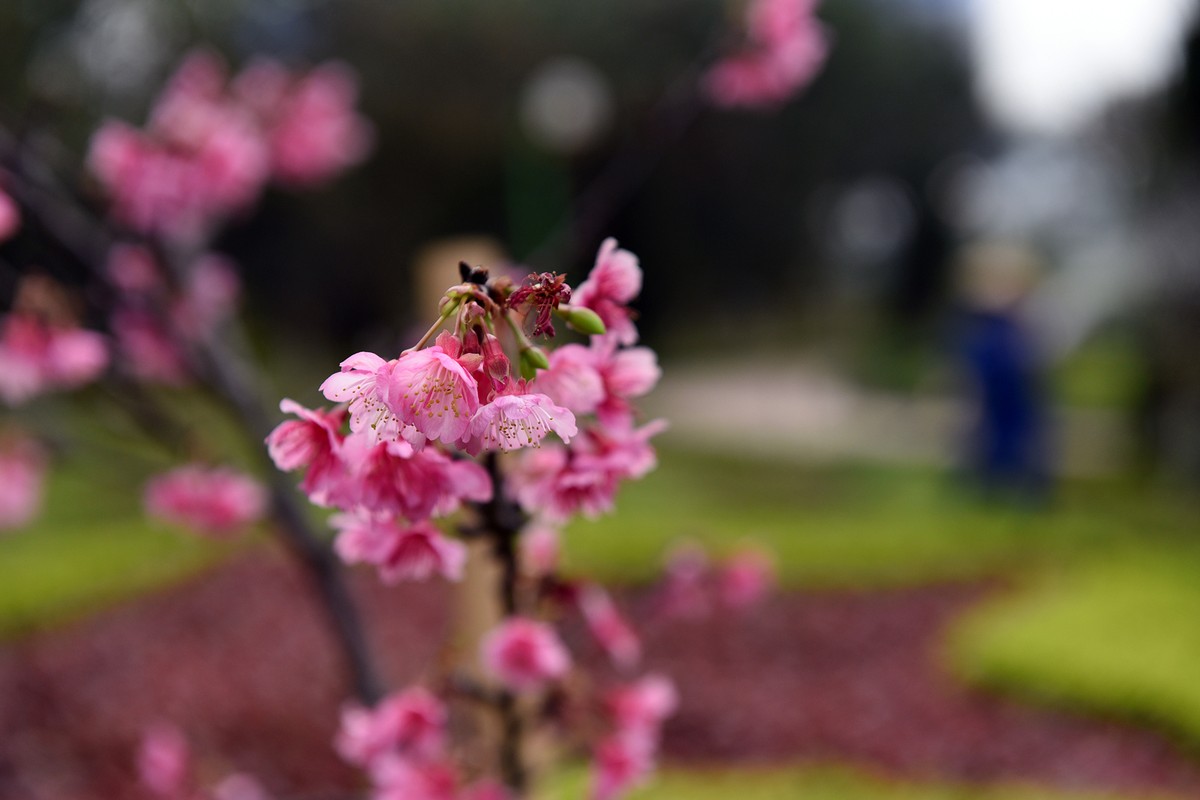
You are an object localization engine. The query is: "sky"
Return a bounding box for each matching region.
[970,0,1197,134]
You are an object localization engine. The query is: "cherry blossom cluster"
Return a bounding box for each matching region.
[704,0,828,109]
[269,238,671,798]
[268,238,662,584]
[88,49,372,241]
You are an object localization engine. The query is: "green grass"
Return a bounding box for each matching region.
[0,389,255,638]
[0,452,229,638]
[542,764,1178,800]
[949,546,1200,751]
[1051,334,1144,411]
[562,447,1196,587]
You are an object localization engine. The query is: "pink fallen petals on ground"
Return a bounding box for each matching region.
[7,563,1200,798]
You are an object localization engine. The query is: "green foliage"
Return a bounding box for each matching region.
[950,547,1200,750]
[542,764,1172,800]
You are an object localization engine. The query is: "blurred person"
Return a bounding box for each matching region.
[954,242,1053,504]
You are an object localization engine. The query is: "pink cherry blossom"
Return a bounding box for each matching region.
[0,187,20,242]
[606,675,678,740]
[534,343,605,416]
[590,734,653,800]
[386,340,481,446]
[579,585,641,670]
[521,525,561,577]
[717,547,776,609]
[335,687,448,768]
[336,435,491,520]
[265,399,346,505]
[144,464,267,536]
[137,723,191,799]
[331,513,467,583]
[470,384,577,453]
[573,238,642,346]
[320,351,403,443]
[481,617,570,692]
[0,436,45,530]
[265,62,374,186]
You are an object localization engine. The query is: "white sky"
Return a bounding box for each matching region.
[971,0,1197,133]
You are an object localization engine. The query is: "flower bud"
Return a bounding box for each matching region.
[519,346,549,380]
[559,306,606,336]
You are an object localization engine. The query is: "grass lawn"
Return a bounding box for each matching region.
[561,446,1196,587]
[3,428,1196,637]
[543,764,1178,800]
[950,546,1200,751]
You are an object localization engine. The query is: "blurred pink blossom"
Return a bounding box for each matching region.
[590,734,654,800]
[0,314,109,405]
[88,50,369,239]
[0,187,20,242]
[717,547,776,609]
[110,308,189,385]
[336,686,448,768]
[174,253,241,339]
[579,585,641,670]
[704,0,827,109]
[481,617,570,692]
[144,464,267,536]
[371,758,458,800]
[264,62,374,186]
[520,524,561,577]
[606,675,678,741]
[0,436,45,530]
[136,723,191,799]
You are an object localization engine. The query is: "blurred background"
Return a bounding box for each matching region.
[3,0,1200,798]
